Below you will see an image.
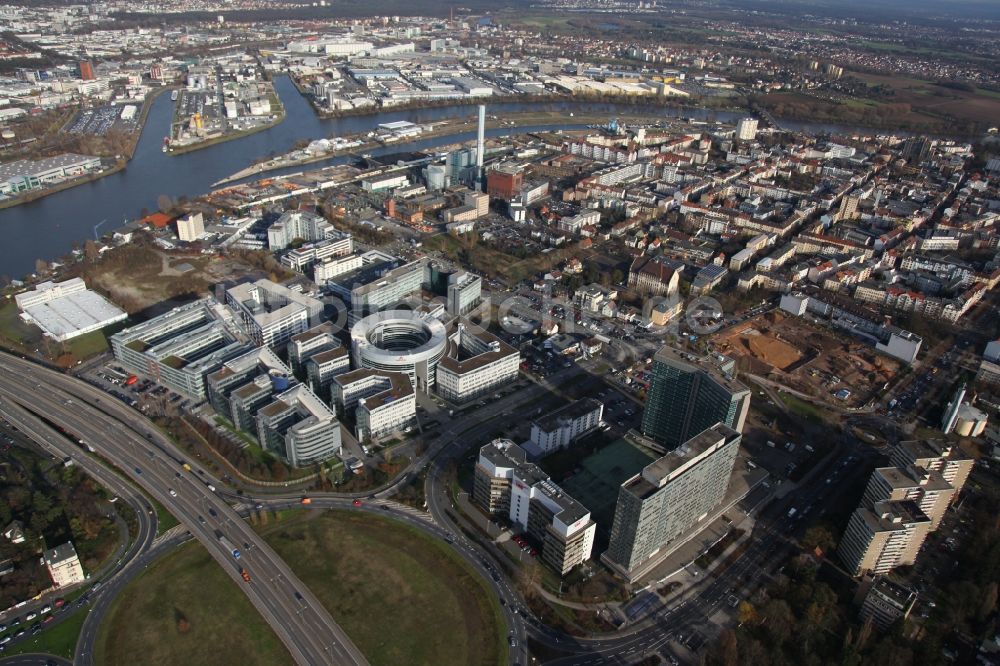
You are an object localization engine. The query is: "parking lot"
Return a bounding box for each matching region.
[65,105,140,136]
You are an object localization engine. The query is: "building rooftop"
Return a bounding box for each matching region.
[652,346,748,396]
[42,541,79,567]
[636,423,742,492]
[533,398,603,434]
[875,466,952,493]
[359,371,413,410]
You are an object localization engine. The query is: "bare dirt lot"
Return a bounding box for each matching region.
[714,312,900,409]
[82,244,266,314]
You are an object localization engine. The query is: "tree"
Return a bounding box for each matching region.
[737,600,759,625]
[83,238,101,262]
[802,526,836,553]
[761,599,794,645]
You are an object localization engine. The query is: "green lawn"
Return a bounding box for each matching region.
[3,605,89,659]
[65,329,109,359]
[778,393,826,424]
[149,496,180,534]
[93,510,506,666]
[0,298,41,349]
[93,540,292,666]
[262,511,507,666]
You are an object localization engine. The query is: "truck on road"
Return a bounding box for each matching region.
[215,530,240,559]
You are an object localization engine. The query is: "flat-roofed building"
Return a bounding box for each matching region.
[446,271,482,316]
[206,347,292,430]
[226,279,323,348]
[15,277,127,342]
[306,347,350,402]
[280,234,353,272]
[110,298,251,400]
[267,210,336,250]
[641,346,750,450]
[255,384,341,467]
[176,212,205,242]
[472,438,595,576]
[838,500,932,576]
[42,541,85,588]
[286,322,338,375]
[890,440,972,499]
[436,322,519,403]
[860,577,917,630]
[527,398,604,457]
[313,253,364,284]
[862,465,955,529]
[603,423,742,581]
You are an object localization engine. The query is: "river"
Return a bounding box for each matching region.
[0,75,883,279]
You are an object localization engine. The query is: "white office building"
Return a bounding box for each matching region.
[436,322,520,403]
[255,384,341,467]
[267,210,336,250]
[527,398,604,457]
[226,280,324,348]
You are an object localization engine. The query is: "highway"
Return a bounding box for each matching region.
[0,353,367,666]
[0,346,873,666]
[0,399,159,662]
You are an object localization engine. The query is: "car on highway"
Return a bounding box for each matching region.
[40,604,50,613]
[134,467,142,475]
[300,497,312,505]
[168,488,177,497]
[352,499,361,507]
[208,508,217,517]
[25,612,36,621]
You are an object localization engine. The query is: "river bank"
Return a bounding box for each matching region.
[167,84,287,156]
[213,108,682,186]
[0,86,170,211]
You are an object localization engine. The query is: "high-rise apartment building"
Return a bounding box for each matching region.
[266,210,337,250]
[735,117,758,142]
[890,440,973,499]
[640,347,750,449]
[839,500,932,576]
[603,423,742,581]
[838,440,971,576]
[176,212,204,242]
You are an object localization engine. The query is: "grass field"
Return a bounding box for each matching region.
[94,540,292,666]
[0,299,42,350]
[94,510,506,666]
[778,392,826,424]
[2,605,89,659]
[264,511,507,666]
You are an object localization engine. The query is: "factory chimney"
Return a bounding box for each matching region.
[475,104,485,190]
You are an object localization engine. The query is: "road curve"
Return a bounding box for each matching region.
[0,352,368,666]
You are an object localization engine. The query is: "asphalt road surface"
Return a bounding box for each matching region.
[0,352,367,666]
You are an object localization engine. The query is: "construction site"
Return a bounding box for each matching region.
[712,311,901,409]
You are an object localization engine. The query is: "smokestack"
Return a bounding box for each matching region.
[475,104,485,190]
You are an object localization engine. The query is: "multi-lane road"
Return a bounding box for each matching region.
[0,353,367,666]
[0,345,872,666]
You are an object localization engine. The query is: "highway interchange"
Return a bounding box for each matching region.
[0,353,367,666]
[0,346,878,666]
